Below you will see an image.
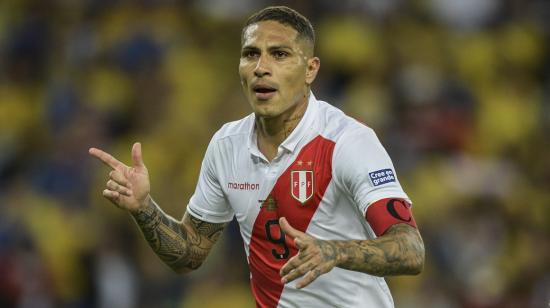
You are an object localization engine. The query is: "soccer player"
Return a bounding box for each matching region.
[89,6,424,308]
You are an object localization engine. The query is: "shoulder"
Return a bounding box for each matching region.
[313,100,390,175]
[211,113,254,144]
[201,114,254,164]
[315,100,378,146]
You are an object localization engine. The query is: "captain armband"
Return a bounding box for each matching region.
[365,198,418,237]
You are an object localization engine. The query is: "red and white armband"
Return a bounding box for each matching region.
[365,198,418,236]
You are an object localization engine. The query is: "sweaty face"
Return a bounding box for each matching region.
[239,21,317,119]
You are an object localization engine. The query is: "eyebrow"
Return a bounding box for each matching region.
[241,45,293,51]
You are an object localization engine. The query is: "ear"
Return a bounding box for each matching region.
[305,57,320,85]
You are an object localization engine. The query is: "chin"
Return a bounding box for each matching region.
[253,108,275,118]
[253,106,281,119]
[250,100,274,116]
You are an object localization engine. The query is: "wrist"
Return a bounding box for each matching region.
[330,240,349,267]
[130,194,153,215]
[130,195,163,236]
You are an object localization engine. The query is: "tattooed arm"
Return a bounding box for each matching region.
[88,143,227,274]
[329,224,424,276]
[279,218,424,288]
[131,197,227,273]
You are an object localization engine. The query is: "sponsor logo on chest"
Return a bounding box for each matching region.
[227,181,260,190]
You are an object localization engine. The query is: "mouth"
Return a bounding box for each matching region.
[252,84,277,100]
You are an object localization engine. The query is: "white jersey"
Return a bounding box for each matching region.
[188,93,410,308]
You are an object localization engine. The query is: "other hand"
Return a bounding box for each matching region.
[279,217,343,288]
[89,142,150,212]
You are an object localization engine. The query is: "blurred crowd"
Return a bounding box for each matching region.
[0,0,548,307]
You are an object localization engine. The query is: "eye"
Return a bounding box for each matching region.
[242,50,259,59]
[273,51,289,59]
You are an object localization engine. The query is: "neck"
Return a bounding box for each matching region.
[256,94,309,161]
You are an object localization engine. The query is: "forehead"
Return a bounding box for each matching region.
[242,20,299,48]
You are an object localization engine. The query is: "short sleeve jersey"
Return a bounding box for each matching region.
[187,93,410,308]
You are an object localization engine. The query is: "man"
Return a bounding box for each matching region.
[90,6,424,308]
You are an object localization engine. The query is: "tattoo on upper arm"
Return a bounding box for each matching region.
[132,200,227,272]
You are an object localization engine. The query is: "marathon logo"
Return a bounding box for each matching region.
[227,182,260,190]
[369,169,396,186]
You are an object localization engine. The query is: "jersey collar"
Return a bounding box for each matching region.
[280,92,318,153]
[247,92,319,159]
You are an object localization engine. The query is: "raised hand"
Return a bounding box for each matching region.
[279,217,343,289]
[89,142,151,213]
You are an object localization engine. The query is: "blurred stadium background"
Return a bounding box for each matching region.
[0,0,549,307]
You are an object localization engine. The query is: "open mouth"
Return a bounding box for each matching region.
[253,85,277,94]
[252,84,277,100]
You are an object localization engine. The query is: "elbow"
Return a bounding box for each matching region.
[409,239,425,275]
[409,254,424,275]
[172,266,197,275]
[170,260,203,274]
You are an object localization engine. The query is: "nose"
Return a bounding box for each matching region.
[253,55,271,78]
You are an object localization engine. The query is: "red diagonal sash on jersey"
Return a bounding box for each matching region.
[248,135,335,308]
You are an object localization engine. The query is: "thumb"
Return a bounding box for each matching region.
[132,142,145,168]
[279,217,305,240]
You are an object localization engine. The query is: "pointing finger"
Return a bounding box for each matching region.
[89,148,126,171]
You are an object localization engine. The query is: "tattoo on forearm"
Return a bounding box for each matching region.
[132,199,227,272]
[329,224,424,276]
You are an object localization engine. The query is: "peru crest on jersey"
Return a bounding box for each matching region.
[290,170,314,204]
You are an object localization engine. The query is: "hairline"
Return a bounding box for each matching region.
[240,21,315,56]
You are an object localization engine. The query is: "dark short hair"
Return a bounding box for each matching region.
[243,6,315,45]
